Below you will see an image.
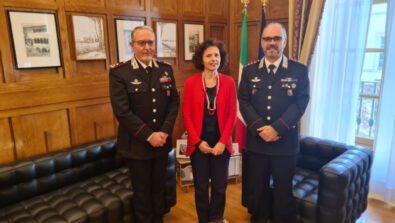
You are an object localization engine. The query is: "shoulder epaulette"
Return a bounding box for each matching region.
[289,58,307,66]
[110,61,128,70]
[156,60,172,66]
[245,60,259,67]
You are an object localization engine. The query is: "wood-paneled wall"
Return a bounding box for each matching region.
[0,0,288,164]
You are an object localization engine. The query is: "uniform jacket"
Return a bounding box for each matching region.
[109,56,179,160]
[238,56,310,156]
[183,73,237,156]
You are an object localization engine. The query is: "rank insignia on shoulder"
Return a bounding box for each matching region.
[131,79,142,85]
[289,58,306,66]
[251,77,261,82]
[156,60,171,66]
[110,61,127,69]
[245,60,259,67]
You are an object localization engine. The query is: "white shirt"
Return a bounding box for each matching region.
[135,56,153,70]
[265,55,283,75]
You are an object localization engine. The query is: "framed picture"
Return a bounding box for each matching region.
[184,23,204,61]
[72,15,106,60]
[8,11,62,69]
[154,21,177,58]
[115,19,144,62]
[176,139,188,158]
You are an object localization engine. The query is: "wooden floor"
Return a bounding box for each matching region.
[163,182,395,223]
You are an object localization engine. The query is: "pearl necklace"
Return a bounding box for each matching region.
[202,72,220,115]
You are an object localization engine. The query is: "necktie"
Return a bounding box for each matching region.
[146,66,152,75]
[268,64,276,76]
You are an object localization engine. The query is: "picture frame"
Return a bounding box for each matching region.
[72,15,106,60]
[154,21,177,58]
[184,23,204,61]
[8,10,62,69]
[115,19,144,62]
[176,139,188,158]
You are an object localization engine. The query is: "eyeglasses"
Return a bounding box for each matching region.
[134,40,155,47]
[262,36,282,42]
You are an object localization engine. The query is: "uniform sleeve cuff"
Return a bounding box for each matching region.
[160,120,174,135]
[247,118,265,136]
[272,118,290,136]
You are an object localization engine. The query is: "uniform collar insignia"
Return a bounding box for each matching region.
[259,58,265,69]
[131,55,139,70]
[251,77,261,82]
[152,59,159,68]
[131,79,142,85]
[282,56,288,70]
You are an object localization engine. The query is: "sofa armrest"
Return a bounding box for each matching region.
[317,147,373,223]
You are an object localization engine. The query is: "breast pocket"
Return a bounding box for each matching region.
[127,83,149,106]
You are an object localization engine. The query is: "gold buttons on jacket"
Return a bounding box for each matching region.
[268,95,272,100]
[267,105,271,110]
[152,98,156,103]
[153,109,157,113]
[152,88,155,92]
[268,85,272,89]
[153,119,156,123]
[267,116,271,120]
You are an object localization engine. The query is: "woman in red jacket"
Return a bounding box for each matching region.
[183,39,237,223]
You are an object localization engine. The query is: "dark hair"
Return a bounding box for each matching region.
[192,39,228,71]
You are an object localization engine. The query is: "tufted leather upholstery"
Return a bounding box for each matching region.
[242,136,373,223]
[0,138,176,223]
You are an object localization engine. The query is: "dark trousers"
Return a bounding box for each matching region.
[190,149,230,223]
[249,153,297,223]
[124,154,168,223]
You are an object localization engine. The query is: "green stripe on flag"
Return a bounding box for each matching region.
[240,9,248,67]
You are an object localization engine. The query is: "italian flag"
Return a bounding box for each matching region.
[235,8,248,153]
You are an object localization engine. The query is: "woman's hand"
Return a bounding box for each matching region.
[198,141,213,154]
[212,142,226,156]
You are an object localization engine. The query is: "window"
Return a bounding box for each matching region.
[355,0,388,148]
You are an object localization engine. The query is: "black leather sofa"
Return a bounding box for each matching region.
[242,136,373,223]
[0,138,176,223]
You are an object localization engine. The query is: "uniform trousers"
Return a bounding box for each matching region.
[124,154,168,223]
[249,153,297,223]
[190,149,230,223]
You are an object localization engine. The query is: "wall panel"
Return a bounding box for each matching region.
[2,0,58,9]
[209,23,228,45]
[70,103,115,145]
[208,0,228,21]
[151,0,177,16]
[0,118,15,164]
[12,109,71,160]
[182,0,205,19]
[107,0,145,11]
[65,0,106,10]
[266,0,289,19]
[0,51,4,83]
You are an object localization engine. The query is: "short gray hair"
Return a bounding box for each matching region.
[264,22,287,40]
[131,25,155,42]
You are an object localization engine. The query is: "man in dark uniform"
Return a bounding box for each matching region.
[238,23,310,223]
[109,26,179,223]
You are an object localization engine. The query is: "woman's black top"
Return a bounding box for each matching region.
[200,86,221,148]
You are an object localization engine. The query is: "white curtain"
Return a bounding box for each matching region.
[302,0,372,144]
[370,0,395,203]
